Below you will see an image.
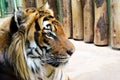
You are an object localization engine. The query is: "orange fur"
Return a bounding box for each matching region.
[0,6,74,80]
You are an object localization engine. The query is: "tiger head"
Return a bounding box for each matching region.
[34,9,75,67]
[6,5,75,80]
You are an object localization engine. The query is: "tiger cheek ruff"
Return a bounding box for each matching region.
[0,2,75,80]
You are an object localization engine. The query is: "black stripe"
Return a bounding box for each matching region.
[48,32,57,40]
[38,77,43,80]
[27,51,33,57]
[26,9,29,12]
[43,15,54,21]
[34,32,42,49]
[31,67,35,73]
[34,32,47,55]
[43,39,50,45]
[33,61,39,73]
[29,56,40,59]
[34,32,50,55]
[35,48,42,57]
[10,16,18,34]
[27,48,41,58]
[35,20,40,31]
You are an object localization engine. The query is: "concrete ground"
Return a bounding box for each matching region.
[65,40,120,80]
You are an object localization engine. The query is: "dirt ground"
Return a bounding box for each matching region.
[65,40,120,80]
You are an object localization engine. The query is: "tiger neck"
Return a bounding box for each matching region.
[41,64,69,80]
[41,64,55,80]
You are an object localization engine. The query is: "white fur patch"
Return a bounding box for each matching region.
[45,2,50,9]
[25,40,42,74]
[43,21,56,40]
[43,21,51,29]
[30,40,37,48]
[27,58,36,71]
[37,46,42,55]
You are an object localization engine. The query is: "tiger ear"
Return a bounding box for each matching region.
[44,2,50,9]
[43,2,54,16]
[14,7,25,27]
[10,8,25,34]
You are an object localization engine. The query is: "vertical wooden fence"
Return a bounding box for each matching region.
[1,0,120,50]
[83,0,94,43]
[110,0,120,49]
[72,0,83,40]
[94,0,108,46]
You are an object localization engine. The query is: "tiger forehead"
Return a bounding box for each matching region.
[25,8,37,13]
[38,8,53,18]
[39,11,51,18]
[39,10,50,14]
[38,8,51,14]
[23,8,40,20]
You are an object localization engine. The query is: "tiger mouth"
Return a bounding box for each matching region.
[41,56,69,67]
[46,58,69,67]
[40,52,70,67]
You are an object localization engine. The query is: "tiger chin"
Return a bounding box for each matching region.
[0,3,75,80]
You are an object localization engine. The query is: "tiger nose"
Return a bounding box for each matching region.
[66,50,73,56]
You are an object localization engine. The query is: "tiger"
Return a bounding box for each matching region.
[0,3,75,80]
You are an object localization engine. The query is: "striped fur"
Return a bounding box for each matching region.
[0,5,75,80]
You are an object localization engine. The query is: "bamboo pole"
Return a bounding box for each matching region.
[61,0,72,38]
[83,0,94,42]
[94,0,108,46]
[0,0,5,18]
[56,0,62,23]
[110,0,120,49]
[16,0,23,7]
[14,0,18,11]
[72,0,83,40]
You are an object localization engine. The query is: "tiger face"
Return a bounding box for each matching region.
[36,17,75,67]
[25,8,75,68]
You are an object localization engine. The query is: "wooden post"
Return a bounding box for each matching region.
[16,0,26,8]
[45,0,62,24]
[94,0,108,46]
[36,0,47,8]
[47,0,58,19]
[36,0,43,8]
[110,0,120,49]
[26,0,36,8]
[61,0,72,38]
[72,0,83,40]
[83,0,94,42]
